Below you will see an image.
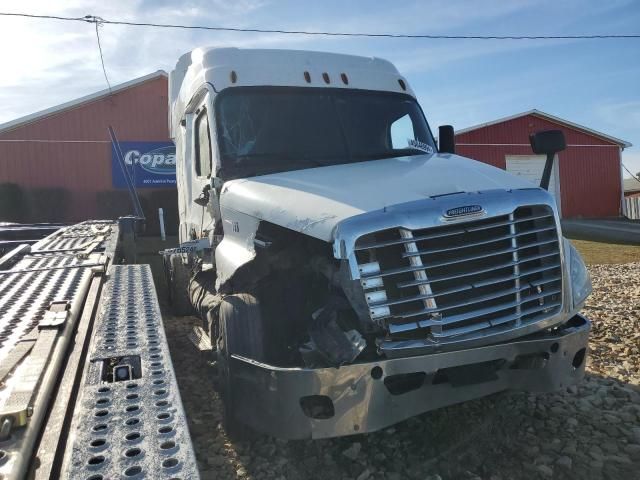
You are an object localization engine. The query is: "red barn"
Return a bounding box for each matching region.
[455,110,632,218]
[0,71,176,233]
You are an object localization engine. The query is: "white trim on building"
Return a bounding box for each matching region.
[456,109,632,149]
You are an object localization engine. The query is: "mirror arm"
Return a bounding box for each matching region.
[529,130,566,192]
[540,152,554,190]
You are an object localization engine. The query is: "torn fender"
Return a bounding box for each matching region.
[215,208,261,289]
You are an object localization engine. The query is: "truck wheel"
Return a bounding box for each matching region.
[167,254,194,316]
[216,293,265,439]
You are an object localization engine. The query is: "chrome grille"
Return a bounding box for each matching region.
[355,205,562,340]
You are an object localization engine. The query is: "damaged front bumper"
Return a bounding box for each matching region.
[231,314,590,439]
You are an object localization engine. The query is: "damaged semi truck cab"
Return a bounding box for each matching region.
[168,47,591,439]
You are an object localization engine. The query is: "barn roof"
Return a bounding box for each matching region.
[624,177,640,193]
[456,109,632,148]
[0,70,168,134]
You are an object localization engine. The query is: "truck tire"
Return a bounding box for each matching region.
[166,254,194,316]
[216,293,265,438]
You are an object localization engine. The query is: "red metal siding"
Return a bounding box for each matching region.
[456,114,622,218]
[0,76,170,222]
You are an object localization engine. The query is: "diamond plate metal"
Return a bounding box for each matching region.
[32,221,114,253]
[0,221,114,364]
[0,220,116,480]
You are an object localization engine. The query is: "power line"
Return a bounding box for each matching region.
[1,12,639,40]
[92,17,112,94]
[0,139,110,143]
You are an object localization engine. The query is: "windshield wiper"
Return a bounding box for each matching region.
[405,147,434,155]
[233,152,340,168]
[349,152,403,161]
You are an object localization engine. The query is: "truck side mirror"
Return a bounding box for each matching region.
[529,130,566,191]
[438,125,455,154]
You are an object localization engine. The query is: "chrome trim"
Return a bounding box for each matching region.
[334,189,563,275]
[230,314,590,439]
[443,204,485,219]
[396,261,560,289]
[418,295,559,329]
[430,301,562,338]
[332,188,570,353]
[510,212,523,326]
[352,212,555,251]
[399,228,439,332]
[360,277,383,289]
[370,306,391,320]
[358,261,380,276]
[381,301,566,356]
[376,282,561,314]
[398,227,556,257]
[364,290,388,304]
[366,249,559,280]
[402,242,558,266]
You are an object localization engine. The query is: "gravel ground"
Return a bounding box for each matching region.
[163,263,640,480]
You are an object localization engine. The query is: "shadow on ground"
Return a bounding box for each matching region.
[162,310,640,480]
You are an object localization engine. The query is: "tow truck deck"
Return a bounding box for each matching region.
[0,220,198,479]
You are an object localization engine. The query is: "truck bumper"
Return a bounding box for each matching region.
[231,314,590,439]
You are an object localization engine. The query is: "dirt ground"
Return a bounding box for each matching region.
[570,240,640,265]
[159,259,640,480]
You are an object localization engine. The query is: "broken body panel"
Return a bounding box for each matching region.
[233,315,589,439]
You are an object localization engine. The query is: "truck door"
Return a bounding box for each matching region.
[180,98,217,242]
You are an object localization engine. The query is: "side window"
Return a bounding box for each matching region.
[195,109,212,177]
[390,114,415,149]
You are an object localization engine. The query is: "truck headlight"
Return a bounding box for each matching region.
[565,239,592,311]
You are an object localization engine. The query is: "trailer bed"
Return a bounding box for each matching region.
[0,220,198,479]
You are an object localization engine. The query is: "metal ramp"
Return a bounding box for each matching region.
[0,221,114,479]
[61,265,199,479]
[0,221,199,480]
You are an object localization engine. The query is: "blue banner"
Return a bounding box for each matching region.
[112,141,176,188]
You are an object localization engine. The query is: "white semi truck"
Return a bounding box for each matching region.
[166,47,592,439]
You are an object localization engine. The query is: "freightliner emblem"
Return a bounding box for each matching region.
[444,205,484,218]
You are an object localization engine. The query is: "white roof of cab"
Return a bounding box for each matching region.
[169,47,413,138]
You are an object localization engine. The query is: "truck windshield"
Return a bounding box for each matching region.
[215,87,436,178]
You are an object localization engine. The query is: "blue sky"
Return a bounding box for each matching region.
[1,0,639,175]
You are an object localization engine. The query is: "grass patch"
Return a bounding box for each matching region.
[571,239,640,265]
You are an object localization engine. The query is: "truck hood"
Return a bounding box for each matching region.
[220,153,536,242]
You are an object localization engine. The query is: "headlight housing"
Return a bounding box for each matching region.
[564,239,592,311]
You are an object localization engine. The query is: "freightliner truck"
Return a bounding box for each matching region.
[165,47,592,439]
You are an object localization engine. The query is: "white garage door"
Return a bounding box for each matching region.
[506,155,562,216]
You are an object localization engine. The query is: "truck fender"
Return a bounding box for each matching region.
[215,207,261,289]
